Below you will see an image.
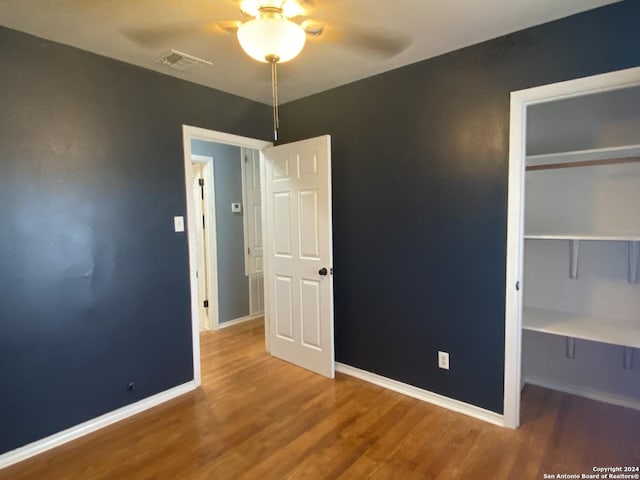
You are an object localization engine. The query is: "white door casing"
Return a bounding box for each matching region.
[263,135,334,378]
[191,162,209,330]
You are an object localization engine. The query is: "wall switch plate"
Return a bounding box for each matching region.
[174,216,185,232]
[231,203,242,213]
[438,351,450,370]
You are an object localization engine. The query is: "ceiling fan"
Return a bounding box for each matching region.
[221,0,326,140]
[82,0,411,140]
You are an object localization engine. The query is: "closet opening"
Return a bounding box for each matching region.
[503,67,640,428]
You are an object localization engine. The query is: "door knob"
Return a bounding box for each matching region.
[318,267,328,276]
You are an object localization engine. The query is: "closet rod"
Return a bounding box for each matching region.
[527,156,640,172]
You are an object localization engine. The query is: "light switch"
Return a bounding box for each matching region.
[174,216,185,232]
[231,203,242,213]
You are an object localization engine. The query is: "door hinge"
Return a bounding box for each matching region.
[198,178,204,186]
[247,247,251,255]
[330,268,334,275]
[202,215,205,229]
[244,155,249,163]
[204,300,209,308]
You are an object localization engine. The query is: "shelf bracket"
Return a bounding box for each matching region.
[629,241,639,285]
[623,347,634,370]
[569,240,580,280]
[565,337,576,360]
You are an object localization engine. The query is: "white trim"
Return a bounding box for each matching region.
[182,129,202,385]
[259,150,271,353]
[182,128,203,387]
[0,382,196,470]
[504,66,640,429]
[217,313,264,330]
[336,363,504,427]
[241,148,251,277]
[191,154,218,331]
[524,376,640,412]
[186,125,272,150]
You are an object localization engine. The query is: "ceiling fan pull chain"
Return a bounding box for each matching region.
[271,59,280,142]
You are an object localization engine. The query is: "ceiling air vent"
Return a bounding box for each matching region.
[155,50,212,72]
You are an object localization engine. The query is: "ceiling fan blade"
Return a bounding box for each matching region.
[300,19,325,38]
[216,20,244,34]
[119,21,220,47]
[320,24,412,58]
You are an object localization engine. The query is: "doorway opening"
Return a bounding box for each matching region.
[504,66,640,428]
[189,144,265,332]
[182,126,336,385]
[183,126,271,384]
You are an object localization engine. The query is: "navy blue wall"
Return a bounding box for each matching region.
[0,27,270,454]
[279,0,640,413]
[191,140,250,323]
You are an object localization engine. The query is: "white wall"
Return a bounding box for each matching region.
[525,163,640,235]
[527,85,640,155]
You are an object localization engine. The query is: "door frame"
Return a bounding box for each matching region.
[190,154,216,331]
[182,125,272,385]
[503,66,640,428]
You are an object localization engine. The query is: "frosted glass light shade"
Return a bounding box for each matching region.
[237,17,306,63]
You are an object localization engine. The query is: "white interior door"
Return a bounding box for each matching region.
[243,148,263,275]
[263,135,334,378]
[243,148,265,316]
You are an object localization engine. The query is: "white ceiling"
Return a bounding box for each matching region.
[0,0,620,105]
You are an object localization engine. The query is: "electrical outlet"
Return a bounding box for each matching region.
[438,351,450,370]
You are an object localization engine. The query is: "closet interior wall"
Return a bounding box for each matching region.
[521,86,640,408]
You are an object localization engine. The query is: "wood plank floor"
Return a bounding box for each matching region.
[2,318,639,479]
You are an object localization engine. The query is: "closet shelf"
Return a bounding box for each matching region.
[525,234,640,241]
[526,144,640,171]
[524,236,639,283]
[523,306,640,349]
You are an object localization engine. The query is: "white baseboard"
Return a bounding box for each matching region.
[524,376,640,412]
[0,381,197,470]
[216,313,264,330]
[335,363,504,427]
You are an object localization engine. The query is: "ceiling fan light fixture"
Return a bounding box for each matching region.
[237,15,306,63]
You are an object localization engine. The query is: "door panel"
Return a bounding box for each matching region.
[243,148,263,275]
[274,192,293,256]
[275,275,294,340]
[299,190,320,259]
[263,135,334,378]
[249,273,264,315]
[300,279,321,349]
